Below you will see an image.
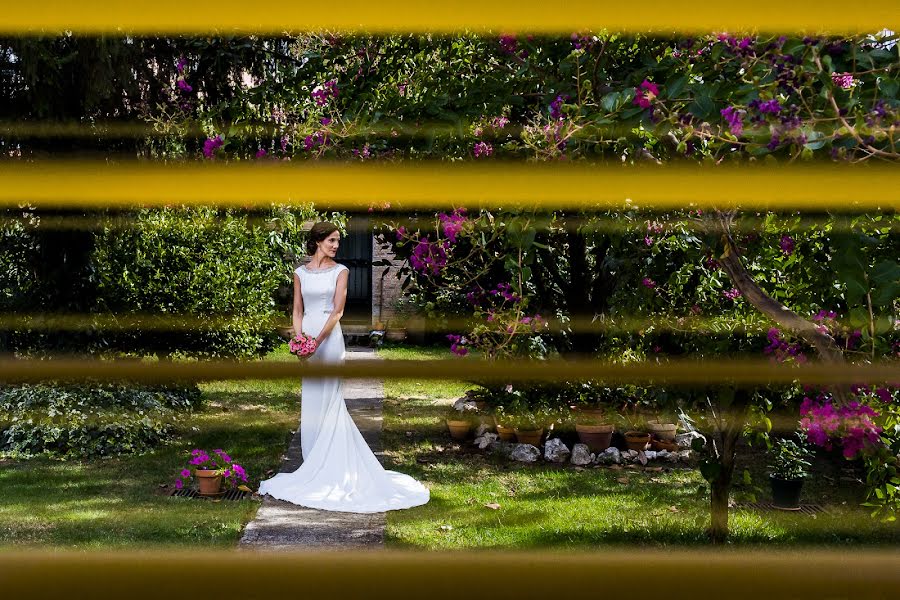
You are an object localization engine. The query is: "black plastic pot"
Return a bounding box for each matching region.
[770,475,804,510]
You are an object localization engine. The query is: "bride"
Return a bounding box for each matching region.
[257,221,430,513]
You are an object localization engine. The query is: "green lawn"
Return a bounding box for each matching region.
[378,345,900,549]
[1,342,897,550]
[0,345,300,550]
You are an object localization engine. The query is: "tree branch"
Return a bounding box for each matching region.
[713,210,851,403]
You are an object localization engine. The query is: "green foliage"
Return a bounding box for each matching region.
[92,207,289,359]
[0,381,201,459]
[768,435,814,480]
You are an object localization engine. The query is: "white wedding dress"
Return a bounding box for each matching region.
[258,262,430,513]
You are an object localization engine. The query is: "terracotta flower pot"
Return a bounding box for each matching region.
[496,424,516,442]
[647,420,677,442]
[194,469,223,496]
[446,419,472,440]
[575,423,614,452]
[624,431,651,452]
[651,438,679,452]
[514,427,544,446]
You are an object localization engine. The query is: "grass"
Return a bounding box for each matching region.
[378,344,900,549]
[1,341,897,550]
[0,344,301,550]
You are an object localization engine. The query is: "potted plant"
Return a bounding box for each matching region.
[573,405,615,452]
[620,404,651,451]
[175,448,249,496]
[768,435,813,510]
[493,405,516,441]
[647,411,678,442]
[511,407,548,446]
[445,404,477,441]
[386,296,417,341]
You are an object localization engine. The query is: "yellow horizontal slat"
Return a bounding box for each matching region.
[0,357,896,385]
[1,1,898,34]
[0,549,898,600]
[0,162,897,211]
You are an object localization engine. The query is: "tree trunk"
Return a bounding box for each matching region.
[708,421,742,542]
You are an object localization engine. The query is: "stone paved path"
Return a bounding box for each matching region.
[238,347,387,551]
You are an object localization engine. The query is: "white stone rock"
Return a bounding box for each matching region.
[544,438,571,463]
[570,444,594,466]
[656,450,669,458]
[677,449,692,461]
[474,433,498,449]
[644,450,658,460]
[675,431,705,449]
[474,423,491,438]
[453,397,479,413]
[623,449,639,459]
[511,444,541,462]
[595,446,622,464]
[636,451,648,465]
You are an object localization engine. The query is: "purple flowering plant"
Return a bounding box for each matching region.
[174,448,249,491]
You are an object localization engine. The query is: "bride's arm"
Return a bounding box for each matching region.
[292,272,304,337]
[314,269,349,344]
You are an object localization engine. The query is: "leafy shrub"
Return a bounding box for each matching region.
[0,381,201,459]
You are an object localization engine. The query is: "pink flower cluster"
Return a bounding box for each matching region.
[831,72,857,89]
[500,313,545,333]
[473,141,493,157]
[633,79,660,109]
[499,34,518,55]
[763,327,807,363]
[720,106,745,136]
[175,448,248,490]
[488,282,522,303]
[439,208,468,243]
[289,333,318,359]
[780,234,795,256]
[410,236,449,275]
[446,333,469,356]
[722,287,742,300]
[641,277,656,289]
[202,135,223,158]
[311,80,339,106]
[304,131,328,151]
[490,116,509,129]
[800,395,882,458]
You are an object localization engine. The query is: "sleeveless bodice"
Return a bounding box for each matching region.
[296,262,349,315]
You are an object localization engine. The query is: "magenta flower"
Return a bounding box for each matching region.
[499,34,517,54]
[779,234,795,256]
[180,468,191,477]
[632,79,660,110]
[831,72,856,89]
[410,236,449,275]
[641,277,656,288]
[473,141,493,157]
[175,480,183,489]
[255,148,267,158]
[722,287,742,300]
[439,209,468,243]
[202,135,224,158]
[176,57,188,72]
[720,106,745,136]
[176,79,192,93]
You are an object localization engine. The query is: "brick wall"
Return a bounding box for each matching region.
[372,234,407,329]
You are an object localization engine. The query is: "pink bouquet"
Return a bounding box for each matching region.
[289,333,318,359]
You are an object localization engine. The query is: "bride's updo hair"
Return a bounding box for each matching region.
[305,222,340,255]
